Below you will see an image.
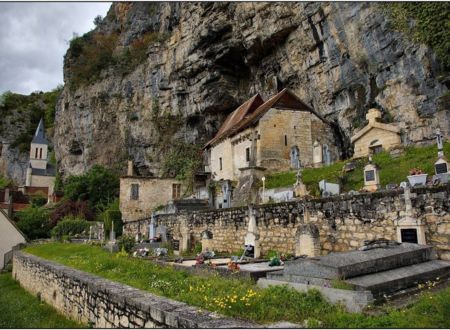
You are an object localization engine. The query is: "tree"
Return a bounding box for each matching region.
[63,165,120,210]
[48,200,95,228]
[16,206,50,240]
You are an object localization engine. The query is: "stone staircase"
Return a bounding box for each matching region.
[267,243,450,299]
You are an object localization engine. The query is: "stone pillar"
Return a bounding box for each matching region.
[127,160,134,176]
[295,224,320,257]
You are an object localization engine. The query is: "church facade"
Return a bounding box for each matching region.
[24,119,56,200]
[204,89,339,182]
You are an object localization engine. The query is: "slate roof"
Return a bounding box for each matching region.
[31,163,56,177]
[31,118,48,145]
[204,88,325,148]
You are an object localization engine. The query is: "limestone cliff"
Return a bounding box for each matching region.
[54,2,450,177]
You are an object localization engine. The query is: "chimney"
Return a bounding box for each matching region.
[127,160,134,176]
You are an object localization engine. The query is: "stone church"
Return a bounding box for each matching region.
[203,88,338,207]
[204,88,338,180]
[24,119,56,200]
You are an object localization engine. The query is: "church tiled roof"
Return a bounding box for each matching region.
[31,163,56,177]
[31,118,48,145]
[205,89,324,148]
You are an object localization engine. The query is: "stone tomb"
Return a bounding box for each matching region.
[363,160,380,192]
[264,243,450,300]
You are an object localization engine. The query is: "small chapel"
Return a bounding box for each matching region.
[24,118,56,200]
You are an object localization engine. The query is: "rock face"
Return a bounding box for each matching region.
[54,2,449,177]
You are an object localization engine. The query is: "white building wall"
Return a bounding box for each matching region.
[0,210,26,269]
[29,143,48,170]
[210,139,234,181]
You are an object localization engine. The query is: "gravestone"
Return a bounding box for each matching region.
[244,205,260,258]
[295,224,320,257]
[156,225,167,242]
[395,186,426,245]
[201,230,213,253]
[323,144,331,165]
[290,146,300,169]
[312,141,323,167]
[319,180,340,196]
[363,159,380,192]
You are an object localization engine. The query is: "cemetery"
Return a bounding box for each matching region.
[7,128,450,327]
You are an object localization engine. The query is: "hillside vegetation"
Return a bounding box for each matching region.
[0,87,61,153]
[266,143,450,195]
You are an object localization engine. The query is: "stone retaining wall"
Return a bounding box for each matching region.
[12,252,256,328]
[124,185,450,259]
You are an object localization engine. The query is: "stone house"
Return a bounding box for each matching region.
[351,108,402,158]
[24,119,56,199]
[204,88,338,181]
[0,208,26,269]
[119,162,185,234]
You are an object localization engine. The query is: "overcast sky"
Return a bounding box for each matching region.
[0,2,111,95]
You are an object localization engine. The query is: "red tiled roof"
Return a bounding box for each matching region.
[204,93,264,148]
[205,88,324,148]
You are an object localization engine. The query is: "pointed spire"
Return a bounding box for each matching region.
[31,118,48,145]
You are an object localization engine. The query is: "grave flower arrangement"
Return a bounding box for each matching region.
[409,168,424,175]
[407,167,427,187]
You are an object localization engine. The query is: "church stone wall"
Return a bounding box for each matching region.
[123,186,450,259]
[29,175,54,196]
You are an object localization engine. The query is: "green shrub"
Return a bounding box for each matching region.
[50,217,91,239]
[117,235,135,253]
[63,165,119,209]
[16,206,50,240]
[30,196,47,207]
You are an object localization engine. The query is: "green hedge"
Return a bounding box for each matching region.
[51,217,91,238]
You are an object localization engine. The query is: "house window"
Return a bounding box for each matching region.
[219,157,222,170]
[246,147,250,162]
[172,184,181,199]
[130,184,139,200]
[284,135,288,146]
[35,148,38,159]
[39,148,42,159]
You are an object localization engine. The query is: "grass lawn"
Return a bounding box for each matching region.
[266,142,450,195]
[24,243,450,328]
[0,271,84,328]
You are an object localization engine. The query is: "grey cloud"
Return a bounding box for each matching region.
[0,2,111,95]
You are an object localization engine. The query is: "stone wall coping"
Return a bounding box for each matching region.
[14,251,258,328]
[123,185,450,225]
[149,184,450,220]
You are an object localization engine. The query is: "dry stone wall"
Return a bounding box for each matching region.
[12,252,257,328]
[124,185,450,259]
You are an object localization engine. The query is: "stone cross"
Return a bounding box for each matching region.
[436,128,444,157]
